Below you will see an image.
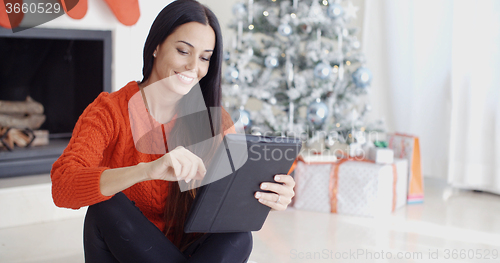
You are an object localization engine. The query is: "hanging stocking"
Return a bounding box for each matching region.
[0,0,24,29]
[102,0,140,26]
[60,0,87,20]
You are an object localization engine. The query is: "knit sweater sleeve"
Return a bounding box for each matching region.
[51,92,119,209]
[222,107,236,135]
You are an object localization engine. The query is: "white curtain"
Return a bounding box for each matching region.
[363,0,500,193]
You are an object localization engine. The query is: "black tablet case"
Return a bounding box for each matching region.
[184,134,302,233]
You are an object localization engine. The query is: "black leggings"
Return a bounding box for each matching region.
[83,192,253,263]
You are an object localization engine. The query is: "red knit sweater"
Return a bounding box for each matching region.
[51,81,234,233]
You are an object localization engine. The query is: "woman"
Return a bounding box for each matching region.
[51,0,296,262]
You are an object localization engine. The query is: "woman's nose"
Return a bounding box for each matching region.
[185,56,198,72]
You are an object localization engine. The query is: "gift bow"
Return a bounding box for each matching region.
[374,141,388,148]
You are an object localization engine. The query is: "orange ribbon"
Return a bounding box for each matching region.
[329,156,398,213]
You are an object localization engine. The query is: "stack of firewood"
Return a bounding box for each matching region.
[0,97,48,151]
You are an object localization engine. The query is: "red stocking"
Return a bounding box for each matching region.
[0,0,24,29]
[102,0,140,26]
[60,0,87,20]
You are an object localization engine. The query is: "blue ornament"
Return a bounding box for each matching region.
[225,66,239,83]
[352,67,372,88]
[278,23,292,36]
[327,3,344,19]
[223,50,231,61]
[307,100,329,126]
[264,56,279,68]
[232,109,252,131]
[314,62,331,79]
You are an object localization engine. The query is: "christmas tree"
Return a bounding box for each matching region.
[223,0,383,147]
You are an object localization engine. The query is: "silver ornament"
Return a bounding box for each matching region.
[352,40,361,49]
[327,3,344,19]
[224,66,239,83]
[246,48,254,57]
[307,100,329,127]
[232,109,252,132]
[278,23,292,36]
[342,28,349,37]
[352,67,372,88]
[314,62,331,79]
[232,3,247,17]
[251,127,262,136]
[264,56,279,68]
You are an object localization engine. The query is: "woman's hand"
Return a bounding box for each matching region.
[254,174,295,211]
[145,146,206,183]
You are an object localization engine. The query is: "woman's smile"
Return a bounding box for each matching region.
[175,71,195,85]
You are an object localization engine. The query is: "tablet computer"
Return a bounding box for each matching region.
[184,134,302,233]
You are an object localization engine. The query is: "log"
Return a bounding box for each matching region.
[0,128,36,150]
[0,127,14,150]
[0,96,44,115]
[32,130,49,146]
[0,114,46,129]
[10,129,31,147]
[0,127,9,150]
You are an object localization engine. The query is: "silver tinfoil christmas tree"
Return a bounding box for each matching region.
[223,0,383,144]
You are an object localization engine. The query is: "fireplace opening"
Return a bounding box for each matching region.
[0,28,112,178]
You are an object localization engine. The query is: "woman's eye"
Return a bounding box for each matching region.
[201,57,210,62]
[177,49,188,55]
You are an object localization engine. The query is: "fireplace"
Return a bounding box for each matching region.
[0,27,112,178]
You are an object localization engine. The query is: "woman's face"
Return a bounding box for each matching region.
[150,22,216,95]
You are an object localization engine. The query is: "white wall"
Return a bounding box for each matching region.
[40,0,239,92]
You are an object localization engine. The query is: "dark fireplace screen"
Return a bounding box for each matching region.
[0,28,111,177]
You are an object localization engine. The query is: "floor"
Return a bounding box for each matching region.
[1,178,500,263]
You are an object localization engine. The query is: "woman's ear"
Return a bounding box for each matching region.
[153,45,160,58]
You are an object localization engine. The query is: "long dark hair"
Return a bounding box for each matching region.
[141,0,224,251]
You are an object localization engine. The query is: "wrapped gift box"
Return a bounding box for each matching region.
[293,158,408,217]
[367,147,394,164]
[387,133,424,204]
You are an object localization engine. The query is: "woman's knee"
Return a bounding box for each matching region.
[225,232,253,256]
[233,232,253,248]
[86,193,135,219]
[84,192,141,236]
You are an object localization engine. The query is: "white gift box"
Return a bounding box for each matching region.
[367,147,394,164]
[299,152,337,164]
[293,158,408,217]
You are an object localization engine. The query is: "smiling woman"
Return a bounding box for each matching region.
[50,0,297,262]
[139,22,216,124]
[144,23,215,96]
[49,0,255,262]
